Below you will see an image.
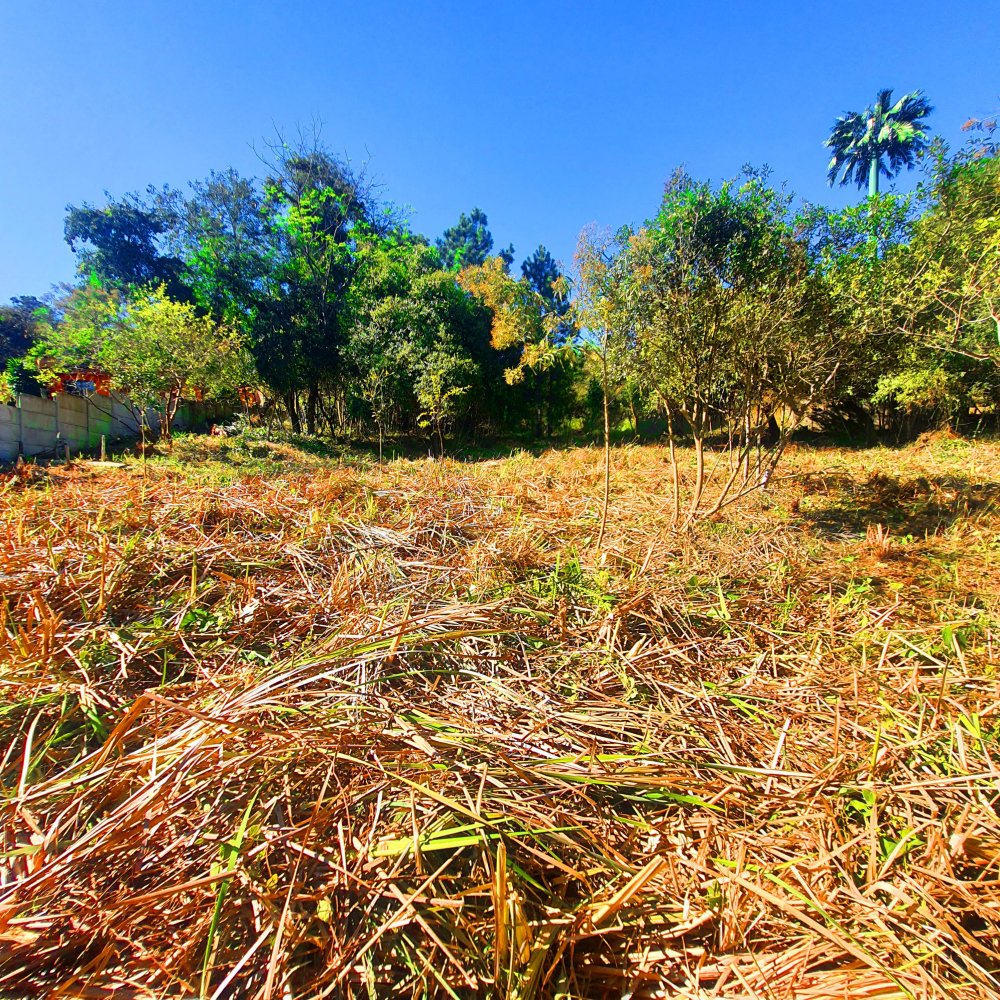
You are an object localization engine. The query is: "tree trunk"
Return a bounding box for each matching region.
[164,390,181,450]
[317,392,336,437]
[306,383,319,436]
[868,156,880,199]
[666,405,680,529]
[688,427,705,523]
[596,350,611,551]
[284,391,301,435]
[741,407,751,486]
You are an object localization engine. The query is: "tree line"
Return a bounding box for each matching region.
[1,91,997,474]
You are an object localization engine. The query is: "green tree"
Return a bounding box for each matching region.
[436,208,512,271]
[103,286,252,439]
[573,225,631,546]
[903,152,1000,366]
[872,150,1000,431]
[457,257,552,378]
[29,282,123,380]
[517,246,578,435]
[457,254,574,435]
[0,295,47,394]
[344,231,496,451]
[415,348,476,457]
[29,284,250,442]
[0,296,44,360]
[521,245,574,345]
[625,170,848,522]
[826,89,934,199]
[799,193,916,438]
[154,169,269,328]
[253,148,374,433]
[64,198,189,300]
[344,234,437,455]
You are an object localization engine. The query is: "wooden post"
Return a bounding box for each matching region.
[64,443,71,466]
[100,434,106,462]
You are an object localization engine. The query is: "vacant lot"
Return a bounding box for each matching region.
[2,435,999,998]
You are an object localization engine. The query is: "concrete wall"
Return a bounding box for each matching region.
[0,402,17,462]
[0,392,229,462]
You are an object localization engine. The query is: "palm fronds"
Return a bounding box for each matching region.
[825,88,934,196]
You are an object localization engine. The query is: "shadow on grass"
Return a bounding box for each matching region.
[305,431,642,463]
[159,426,1000,489]
[797,470,1000,539]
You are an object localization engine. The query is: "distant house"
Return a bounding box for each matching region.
[48,369,112,398]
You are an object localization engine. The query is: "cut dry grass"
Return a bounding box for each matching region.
[1,436,999,997]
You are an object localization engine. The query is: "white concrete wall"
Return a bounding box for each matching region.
[0,392,227,462]
[18,394,58,458]
[0,403,18,462]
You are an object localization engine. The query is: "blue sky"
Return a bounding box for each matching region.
[1,0,997,301]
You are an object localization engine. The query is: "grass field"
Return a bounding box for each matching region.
[2,434,999,998]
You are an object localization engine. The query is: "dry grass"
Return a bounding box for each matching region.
[1,435,999,998]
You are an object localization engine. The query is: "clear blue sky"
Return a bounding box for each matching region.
[1,0,997,301]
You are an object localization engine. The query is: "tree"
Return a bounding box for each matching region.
[872,149,1000,431]
[625,170,848,523]
[0,296,46,401]
[0,296,45,368]
[29,281,123,379]
[521,245,574,345]
[457,257,550,377]
[826,89,934,199]
[153,169,269,327]
[64,198,189,300]
[28,284,251,442]
[457,254,574,434]
[904,152,1000,366]
[104,286,253,439]
[801,194,916,438]
[870,340,993,435]
[343,232,495,451]
[345,234,437,456]
[436,208,512,271]
[415,348,476,457]
[573,226,632,546]
[517,245,578,434]
[254,146,374,433]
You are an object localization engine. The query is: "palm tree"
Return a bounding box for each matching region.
[825,89,934,198]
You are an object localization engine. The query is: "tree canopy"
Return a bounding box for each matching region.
[8,93,999,458]
[436,208,513,271]
[825,88,934,198]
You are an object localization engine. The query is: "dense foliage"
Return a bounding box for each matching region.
[5,108,998,458]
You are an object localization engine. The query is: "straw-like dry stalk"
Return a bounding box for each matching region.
[1,437,998,997]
